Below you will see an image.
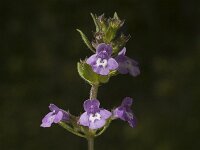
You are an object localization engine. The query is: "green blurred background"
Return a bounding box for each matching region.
[1,0,200,150]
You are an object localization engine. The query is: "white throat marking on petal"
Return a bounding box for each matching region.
[96,58,108,68]
[89,113,101,123]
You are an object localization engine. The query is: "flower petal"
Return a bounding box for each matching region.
[107,58,118,70]
[40,112,55,127]
[100,109,112,120]
[84,99,100,113]
[54,111,63,123]
[128,64,140,77]
[128,116,137,128]
[86,54,97,65]
[79,112,90,127]
[96,43,112,57]
[49,104,60,112]
[113,107,126,121]
[118,47,126,56]
[62,111,70,121]
[89,119,106,129]
[99,67,110,75]
[92,65,101,74]
[117,63,129,74]
[122,97,133,107]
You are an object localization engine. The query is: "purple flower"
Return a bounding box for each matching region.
[41,104,70,128]
[113,97,137,127]
[86,43,118,75]
[79,99,112,129]
[115,47,140,77]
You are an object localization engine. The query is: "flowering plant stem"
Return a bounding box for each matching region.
[87,84,99,150]
[88,137,94,150]
[90,84,99,100]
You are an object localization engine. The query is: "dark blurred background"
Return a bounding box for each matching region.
[1,0,200,150]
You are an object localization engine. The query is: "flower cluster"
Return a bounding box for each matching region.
[41,97,136,129]
[86,43,140,76]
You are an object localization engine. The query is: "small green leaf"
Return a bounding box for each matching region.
[98,75,110,83]
[76,29,95,52]
[90,13,100,32]
[77,62,99,85]
[77,61,113,85]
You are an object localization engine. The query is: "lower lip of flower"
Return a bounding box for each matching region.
[48,115,55,122]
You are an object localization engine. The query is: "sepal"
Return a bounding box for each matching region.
[103,13,124,43]
[91,13,125,44]
[112,34,131,53]
[90,13,100,32]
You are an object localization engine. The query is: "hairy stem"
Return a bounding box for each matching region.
[90,84,99,99]
[88,137,94,150]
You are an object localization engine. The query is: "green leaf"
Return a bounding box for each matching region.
[98,74,110,83]
[77,61,112,85]
[77,62,99,85]
[76,29,95,52]
[90,13,100,32]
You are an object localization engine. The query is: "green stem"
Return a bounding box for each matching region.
[88,137,94,150]
[59,122,86,138]
[90,84,99,99]
[95,126,107,137]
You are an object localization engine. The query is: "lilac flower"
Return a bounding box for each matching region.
[113,97,137,127]
[79,99,112,129]
[41,104,69,128]
[115,47,140,77]
[86,43,118,75]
